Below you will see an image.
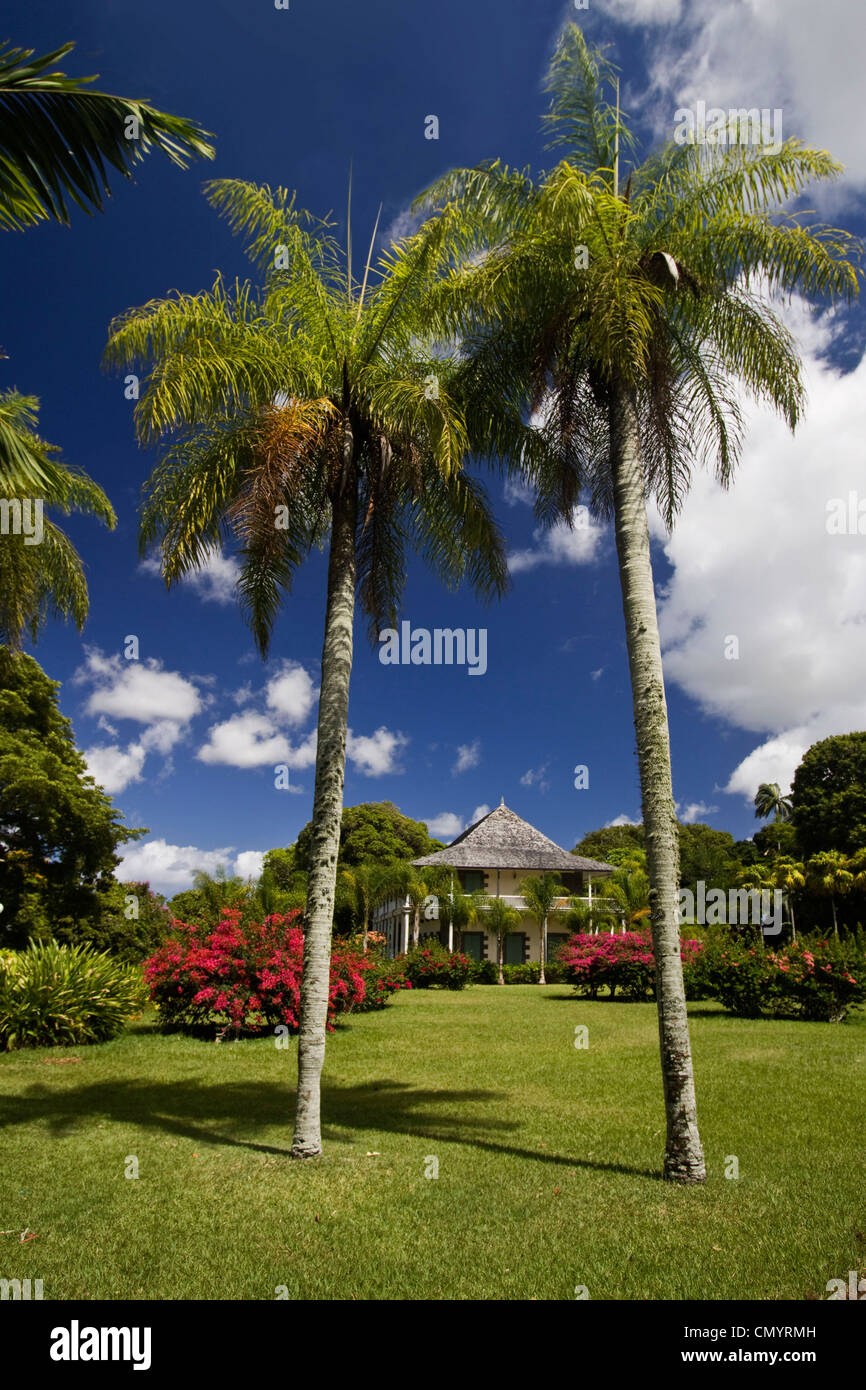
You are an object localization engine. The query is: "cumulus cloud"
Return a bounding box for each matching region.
[115,838,236,894]
[76,651,202,790]
[606,813,641,827]
[346,726,409,777]
[453,740,481,775]
[680,801,719,824]
[652,298,866,805]
[197,711,317,769]
[509,509,606,573]
[140,549,241,605]
[607,0,866,199]
[236,850,266,881]
[424,812,464,840]
[265,662,318,726]
[470,804,490,824]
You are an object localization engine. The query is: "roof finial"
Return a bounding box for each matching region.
[500,795,505,807]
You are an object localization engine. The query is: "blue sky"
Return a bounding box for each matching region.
[4,0,866,894]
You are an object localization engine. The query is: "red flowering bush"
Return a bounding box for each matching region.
[561,931,705,1001]
[143,909,405,1037]
[401,943,473,989]
[703,934,866,1022]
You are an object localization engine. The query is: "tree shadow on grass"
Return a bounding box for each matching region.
[0,1077,660,1180]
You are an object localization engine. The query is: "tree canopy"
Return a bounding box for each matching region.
[792,733,866,859]
[292,801,443,873]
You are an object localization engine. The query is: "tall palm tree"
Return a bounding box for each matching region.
[807,851,853,936]
[0,393,115,649]
[416,25,859,1182]
[519,872,565,984]
[481,895,523,985]
[606,863,652,932]
[105,180,515,1158]
[339,862,388,952]
[770,856,805,941]
[754,781,793,851]
[0,40,213,231]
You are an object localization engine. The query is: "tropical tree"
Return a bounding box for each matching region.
[415,24,859,1182]
[770,856,806,940]
[519,872,566,983]
[440,883,479,951]
[339,862,389,952]
[480,895,523,984]
[0,393,115,649]
[806,851,853,936]
[606,862,652,932]
[104,181,515,1158]
[754,781,793,851]
[0,40,213,232]
[190,865,249,917]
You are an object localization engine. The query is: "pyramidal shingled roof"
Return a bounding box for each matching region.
[412,801,616,874]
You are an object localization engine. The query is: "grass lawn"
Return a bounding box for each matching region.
[1,986,864,1300]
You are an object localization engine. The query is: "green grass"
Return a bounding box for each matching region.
[1,987,864,1300]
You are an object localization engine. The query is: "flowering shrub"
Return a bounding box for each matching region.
[561,931,705,1001]
[144,909,405,1037]
[351,955,411,1011]
[401,943,473,989]
[702,934,865,1022]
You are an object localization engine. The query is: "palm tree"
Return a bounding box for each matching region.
[400,868,451,949]
[606,863,652,932]
[441,884,479,952]
[770,856,805,941]
[416,25,859,1182]
[191,865,249,918]
[807,851,853,936]
[480,895,523,985]
[519,872,566,983]
[754,781,793,851]
[0,40,213,231]
[339,862,388,952]
[0,393,115,649]
[105,181,513,1158]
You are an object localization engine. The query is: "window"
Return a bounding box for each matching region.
[505,933,526,965]
[461,870,485,894]
[461,932,484,962]
[546,933,568,962]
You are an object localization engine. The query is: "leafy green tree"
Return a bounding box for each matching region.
[754,781,793,851]
[792,733,866,859]
[0,393,115,649]
[0,648,145,947]
[339,862,390,952]
[293,801,442,873]
[418,24,858,1182]
[574,824,644,863]
[519,872,566,983]
[607,863,652,929]
[105,184,512,1159]
[0,40,213,232]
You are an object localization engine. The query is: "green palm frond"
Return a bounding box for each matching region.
[0,40,214,230]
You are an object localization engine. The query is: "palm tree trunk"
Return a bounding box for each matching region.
[291,441,357,1160]
[413,906,420,948]
[498,937,505,986]
[609,380,706,1185]
[539,913,547,986]
[831,895,838,936]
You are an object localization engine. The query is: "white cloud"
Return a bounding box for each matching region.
[196,711,316,769]
[85,743,147,794]
[509,509,605,573]
[235,850,265,881]
[75,651,202,728]
[680,801,719,824]
[424,812,464,840]
[503,477,535,507]
[140,549,241,605]
[453,739,481,775]
[265,662,318,726]
[347,726,408,777]
[652,298,866,806]
[611,0,866,197]
[115,838,236,894]
[470,804,490,825]
[520,763,551,792]
[606,813,641,827]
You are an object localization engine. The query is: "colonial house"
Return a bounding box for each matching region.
[375,800,616,963]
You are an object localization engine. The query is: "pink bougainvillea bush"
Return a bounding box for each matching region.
[701,934,866,1022]
[560,931,704,1001]
[143,909,408,1038]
